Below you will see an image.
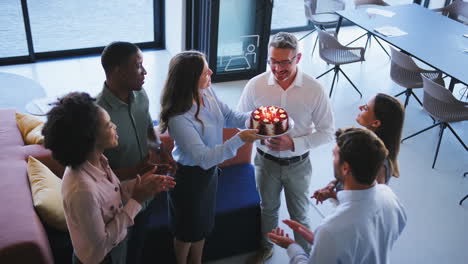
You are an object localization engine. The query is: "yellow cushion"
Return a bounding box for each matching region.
[27,156,68,232]
[25,123,44,144]
[15,112,45,145]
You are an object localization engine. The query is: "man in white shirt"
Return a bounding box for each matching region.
[268,127,407,264]
[238,32,334,263]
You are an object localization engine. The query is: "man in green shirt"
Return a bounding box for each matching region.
[96,41,175,264]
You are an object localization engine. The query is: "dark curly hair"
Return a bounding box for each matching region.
[42,92,100,169]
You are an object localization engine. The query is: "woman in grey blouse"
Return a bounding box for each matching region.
[159,51,261,264]
[313,93,405,203]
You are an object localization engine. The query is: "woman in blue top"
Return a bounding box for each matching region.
[159,50,261,264]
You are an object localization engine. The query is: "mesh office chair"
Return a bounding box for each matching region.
[401,75,468,168]
[316,28,365,98]
[390,46,444,108]
[301,0,346,57]
[432,0,468,25]
[346,0,391,58]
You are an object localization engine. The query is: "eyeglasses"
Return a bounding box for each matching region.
[267,55,297,67]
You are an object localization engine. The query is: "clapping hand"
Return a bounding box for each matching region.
[136,153,157,176]
[132,167,176,204]
[151,166,176,192]
[311,184,337,204]
[267,227,296,249]
[156,144,177,176]
[283,220,314,244]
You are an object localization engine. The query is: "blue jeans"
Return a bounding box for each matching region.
[254,154,312,253]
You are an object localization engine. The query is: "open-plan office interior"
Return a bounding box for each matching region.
[1,0,467,263]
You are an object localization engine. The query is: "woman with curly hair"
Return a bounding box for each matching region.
[159,51,261,264]
[42,92,175,264]
[312,93,405,203]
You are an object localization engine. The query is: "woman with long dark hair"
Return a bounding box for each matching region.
[159,51,260,264]
[42,92,175,264]
[313,93,404,203]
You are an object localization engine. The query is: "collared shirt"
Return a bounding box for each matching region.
[96,83,153,170]
[237,69,335,158]
[168,86,249,170]
[62,155,142,264]
[287,184,407,264]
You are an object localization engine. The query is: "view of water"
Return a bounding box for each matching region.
[0,0,153,58]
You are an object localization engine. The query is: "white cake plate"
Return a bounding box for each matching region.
[245,117,295,138]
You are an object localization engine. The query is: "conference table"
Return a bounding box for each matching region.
[335,4,468,91]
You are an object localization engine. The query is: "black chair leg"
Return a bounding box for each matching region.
[432,123,446,168]
[298,28,316,41]
[446,124,468,151]
[460,195,468,205]
[461,173,468,205]
[338,67,362,98]
[395,90,406,97]
[460,86,468,101]
[395,89,411,108]
[329,67,339,98]
[401,122,441,143]
[404,89,411,108]
[312,36,319,57]
[372,36,391,58]
[364,33,371,55]
[316,67,335,79]
[409,90,435,122]
[410,90,423,107]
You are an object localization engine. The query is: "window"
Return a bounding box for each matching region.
[271,0,309,31]
[0,1,28,58]
[28,0,154,52]
[0,0,163,64]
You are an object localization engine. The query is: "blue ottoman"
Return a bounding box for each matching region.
[142,163,261,263]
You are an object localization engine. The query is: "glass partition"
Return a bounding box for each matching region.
[216,0,259,74]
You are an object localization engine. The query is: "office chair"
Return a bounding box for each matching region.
[401,75,468,168]
[316,28,365,98]
[301,0,346,57]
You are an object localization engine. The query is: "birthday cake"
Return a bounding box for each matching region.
[250,106,289,136]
